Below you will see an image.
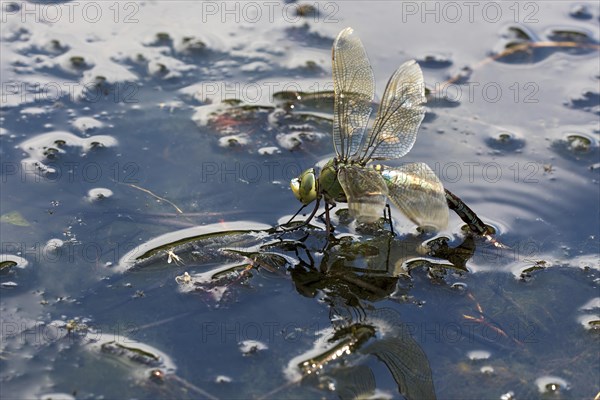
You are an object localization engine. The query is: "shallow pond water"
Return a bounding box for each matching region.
[1,1,599,399]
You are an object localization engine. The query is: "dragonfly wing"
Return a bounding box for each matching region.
[380,162,448,230]
[360,60,426,162]
[333,27,375,159]
[338,164,388,223]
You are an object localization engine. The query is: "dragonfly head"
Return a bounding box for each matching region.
[290,168,317,205]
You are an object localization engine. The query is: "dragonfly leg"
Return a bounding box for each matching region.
[324,202,334,235]
[384,204,395,236]
[277,198,321,233]
[282,204,307,227]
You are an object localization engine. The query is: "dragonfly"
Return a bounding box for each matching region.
[289,27,492,238]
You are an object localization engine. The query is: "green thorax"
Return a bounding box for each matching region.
[318,159,346,203]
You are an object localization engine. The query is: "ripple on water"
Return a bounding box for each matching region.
[485,130,526,153]
[551,132,599,161]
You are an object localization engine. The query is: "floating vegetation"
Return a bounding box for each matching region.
[467,350,491,361]
[0,260,18,273]
[19,131,117,176]
[69,56,87,69]
[485,131,526,152]
[417,53,453,69]
[218,134,249,148]
[153,32,172,46]
[294,4,319,18]
[178,36,207,54]
[192,95,332,155]
[550,132,599,162]
[239,340,268,356]
[0,255,28,272]
[534,376,570,394]
[492,24,600,64]
[569,4,593,20]
[86,188,112,202]
[1,211,30,227]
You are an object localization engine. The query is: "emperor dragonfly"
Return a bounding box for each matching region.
[290,27,490,236]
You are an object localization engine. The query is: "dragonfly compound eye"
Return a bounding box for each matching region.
[290,169,317,205]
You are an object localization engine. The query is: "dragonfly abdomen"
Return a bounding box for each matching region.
[444,189,490,235]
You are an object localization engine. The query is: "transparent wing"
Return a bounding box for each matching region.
[361,336,436,400]
[332,27,375,159]
[380,162,448,230]
[360,60,426,162]
[338,165,388,223]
